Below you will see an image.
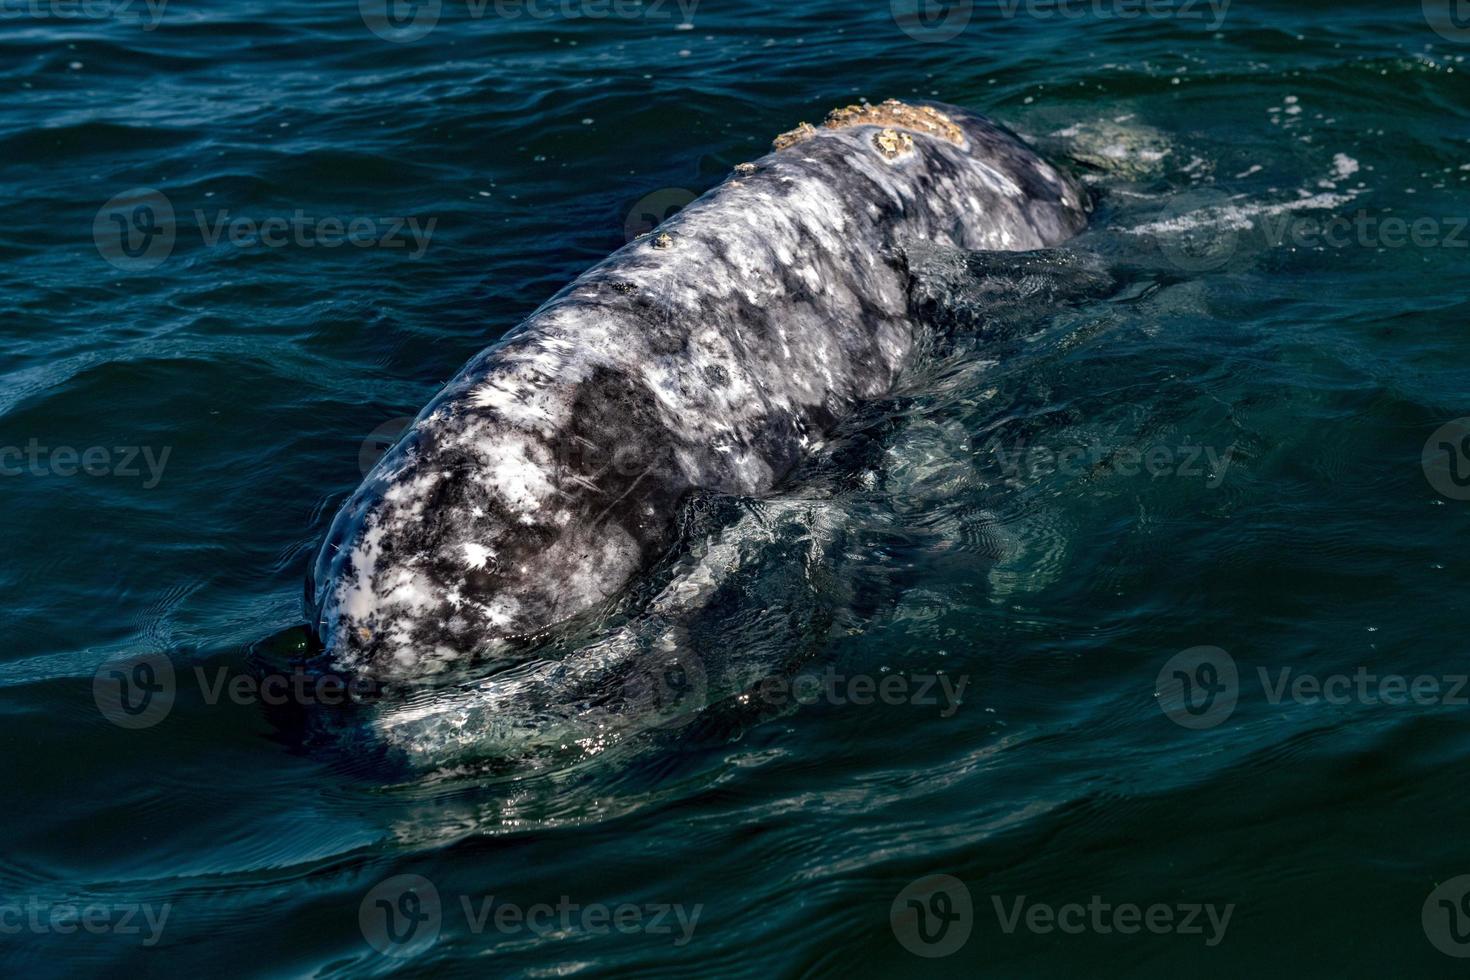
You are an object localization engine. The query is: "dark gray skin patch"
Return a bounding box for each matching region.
[310,101,1089,679]
[555,366,687,554]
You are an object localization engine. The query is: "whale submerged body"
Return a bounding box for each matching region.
[310,100,1088,678]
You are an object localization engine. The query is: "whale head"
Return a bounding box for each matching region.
[310,359,689,678]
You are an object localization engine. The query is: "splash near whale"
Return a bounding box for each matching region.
[310,99,1088,678]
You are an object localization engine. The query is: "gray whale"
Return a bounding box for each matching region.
[310,99,1088,677]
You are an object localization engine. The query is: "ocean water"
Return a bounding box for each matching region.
[4,0,1470,975]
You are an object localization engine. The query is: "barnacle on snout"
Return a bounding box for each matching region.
[873,128,914,159]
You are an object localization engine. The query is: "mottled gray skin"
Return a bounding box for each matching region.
[310,102,1087,677]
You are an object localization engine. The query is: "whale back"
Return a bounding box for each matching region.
[310,99,1087,677]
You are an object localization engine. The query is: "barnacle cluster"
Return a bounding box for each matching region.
[772,121,818,151]
[873,128,914,159]
[771,99,964,152]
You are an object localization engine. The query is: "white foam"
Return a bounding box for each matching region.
[1131,188,1360,236]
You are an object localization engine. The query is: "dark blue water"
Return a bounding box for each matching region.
[4,0,1470,975]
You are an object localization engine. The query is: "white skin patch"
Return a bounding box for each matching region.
[462,542,494,569]
[482,437,554,515]
[485,596,520,628]
[470,377,556,430]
